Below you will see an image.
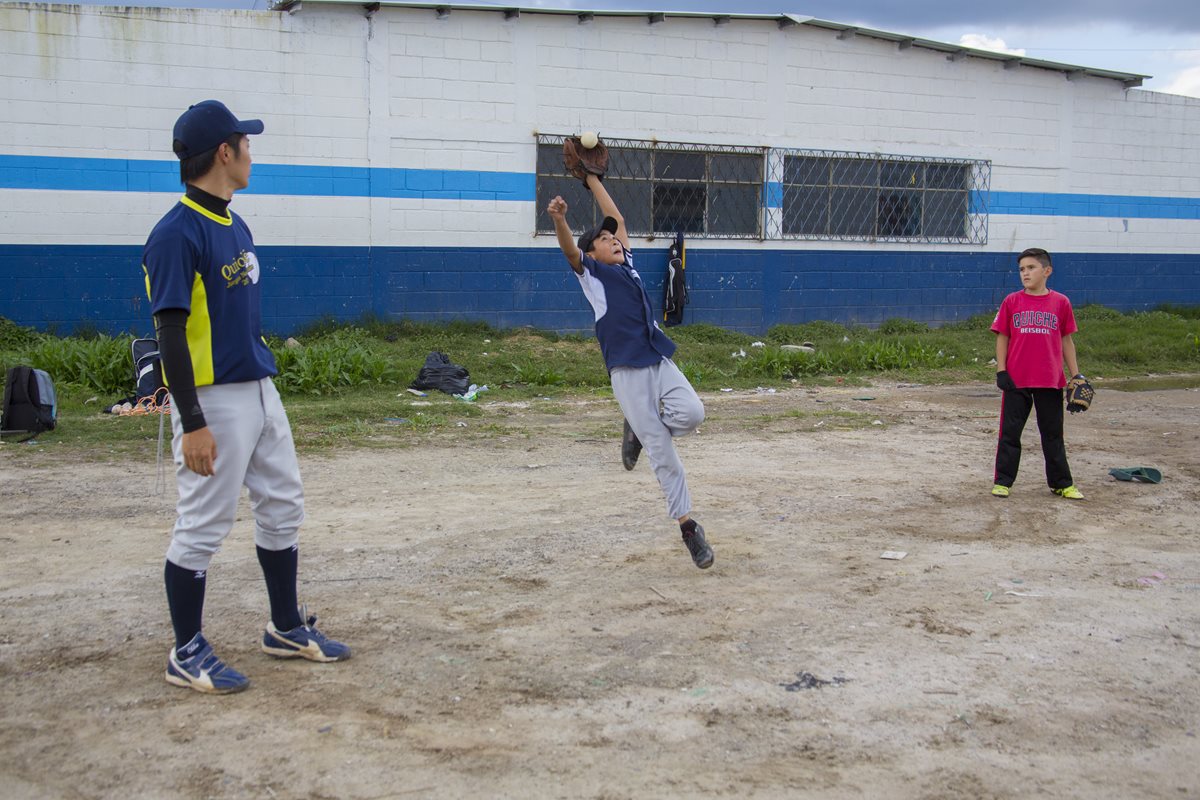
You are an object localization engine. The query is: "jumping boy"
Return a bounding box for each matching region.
[991,247,1086,500]
[143,100,350,693]
[546,175,714,569]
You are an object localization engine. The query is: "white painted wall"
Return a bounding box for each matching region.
[2,2,1198,253]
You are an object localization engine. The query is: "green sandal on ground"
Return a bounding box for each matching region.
[1108,467,1162,484]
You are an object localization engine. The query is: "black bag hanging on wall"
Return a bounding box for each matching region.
[663,232,688,327]
[2,366,58,441]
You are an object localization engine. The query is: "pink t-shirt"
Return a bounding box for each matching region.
[991,290,1078,389]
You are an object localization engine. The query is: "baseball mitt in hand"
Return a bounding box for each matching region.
[1065,374,1094,413]
[563,136,609,185]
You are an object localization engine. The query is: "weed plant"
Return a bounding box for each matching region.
[507,359,566,387]
[270,332,400,395]
[1155,303,1200,320]
[669,323,752,346]
[1075,304,1125,322]
[23,334,134,394]
[767,321,859,346]
[0,317,43,350]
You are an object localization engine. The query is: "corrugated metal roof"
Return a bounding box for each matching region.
[271,0,1149,87]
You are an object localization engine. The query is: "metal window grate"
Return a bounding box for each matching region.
[535,134,767,240]
[768,149,990,244]
[535,136,990,245]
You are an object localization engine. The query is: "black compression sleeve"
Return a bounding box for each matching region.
[154,309,207,433]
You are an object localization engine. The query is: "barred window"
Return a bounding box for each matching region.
[536,135,766,239]
[772,150,990,244]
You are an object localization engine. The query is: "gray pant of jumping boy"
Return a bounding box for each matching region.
[610,358,705,519]
[167,377,304,571]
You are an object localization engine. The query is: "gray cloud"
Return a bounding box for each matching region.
[58,0,1200,37]
[511,0,1200,34]
[800,0,1200,33]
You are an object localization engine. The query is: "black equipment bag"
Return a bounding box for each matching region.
[2,366,57,441]
[132,337,164,401]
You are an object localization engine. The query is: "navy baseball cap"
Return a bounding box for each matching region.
[172,100,264,160]
[577,216,619,253]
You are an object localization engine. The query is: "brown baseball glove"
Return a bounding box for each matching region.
[1065,374,1094,414]
[563,136,608,185]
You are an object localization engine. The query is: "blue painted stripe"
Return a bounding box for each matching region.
[989,190,1200,220]
[4,155,1200,219]
[0,155,535,201]
[757,183,1199,220]
[764,181,783,208]
[0,155,180,193]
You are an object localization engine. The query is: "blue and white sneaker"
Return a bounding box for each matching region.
[165,633,250,694]
[261,606,351,663]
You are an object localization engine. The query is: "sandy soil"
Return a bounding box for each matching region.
[1,381,1198,800]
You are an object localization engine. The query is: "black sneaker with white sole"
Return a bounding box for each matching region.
[621,419,642,471]
[682,523,714,569]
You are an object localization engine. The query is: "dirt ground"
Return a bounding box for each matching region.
[1,380,1198,800]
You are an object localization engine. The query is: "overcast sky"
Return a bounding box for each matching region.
[53,0,1200,97]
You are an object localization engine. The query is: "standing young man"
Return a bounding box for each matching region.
[143,100,349,694]
[546,174,714,570]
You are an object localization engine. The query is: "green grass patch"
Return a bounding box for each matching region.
[0,396,170,461]
[2,303,1197,455]
[282,386,485,449]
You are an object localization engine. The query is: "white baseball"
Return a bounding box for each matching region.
[580,131,599,149]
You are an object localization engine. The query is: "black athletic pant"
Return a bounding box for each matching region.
[993,387,1073,490]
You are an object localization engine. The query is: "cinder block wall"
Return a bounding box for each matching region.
[1,3,1198,335]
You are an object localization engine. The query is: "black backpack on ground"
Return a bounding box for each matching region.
[2,366,57,441]
[132,337,164,401]
[410,352,471,396]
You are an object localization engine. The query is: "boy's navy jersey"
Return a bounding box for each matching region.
[575,248,677,371]
[142,196,277,387]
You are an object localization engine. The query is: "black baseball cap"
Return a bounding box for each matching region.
[172,100,264,160]
[577,216,619,253]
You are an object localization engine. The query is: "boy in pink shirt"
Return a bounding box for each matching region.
[990,248,1086,500]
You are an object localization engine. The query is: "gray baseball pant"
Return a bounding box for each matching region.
[610,358,704,520]
[166,377,304,571]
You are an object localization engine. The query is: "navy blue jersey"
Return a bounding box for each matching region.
[575,249,677,370]
[142,196,276,386]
